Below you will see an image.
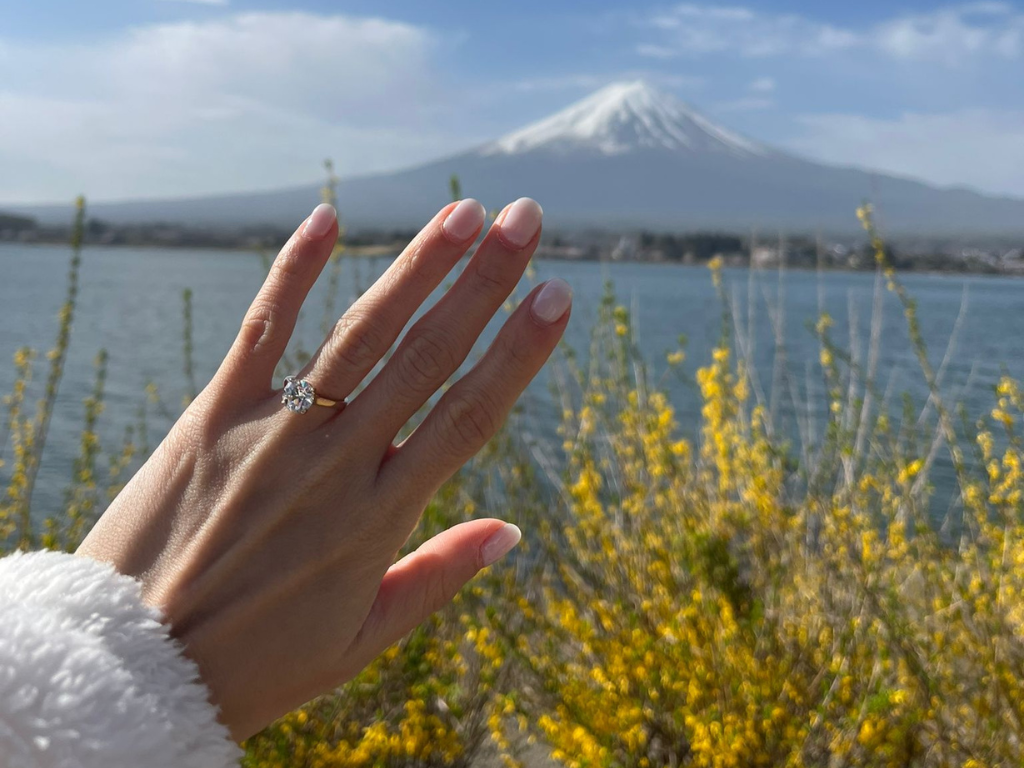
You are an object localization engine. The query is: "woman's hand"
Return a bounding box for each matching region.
[76,197,570,740]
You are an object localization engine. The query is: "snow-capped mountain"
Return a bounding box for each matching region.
[479,80,768,159]
[13,81,1024,235]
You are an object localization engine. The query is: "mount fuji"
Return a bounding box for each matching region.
[14,81,1024,235]
[478,80,770,159]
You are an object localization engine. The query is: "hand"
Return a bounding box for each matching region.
[76,197,571,740]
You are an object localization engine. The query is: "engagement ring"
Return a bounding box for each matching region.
[281,376,346,415]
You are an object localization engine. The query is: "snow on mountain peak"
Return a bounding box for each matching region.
[480,80,768,158]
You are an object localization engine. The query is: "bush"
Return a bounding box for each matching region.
[6,201,1024,766]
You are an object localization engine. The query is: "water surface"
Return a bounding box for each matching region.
[2,243,1021,518]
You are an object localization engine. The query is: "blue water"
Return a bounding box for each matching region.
[1,242,1022,518]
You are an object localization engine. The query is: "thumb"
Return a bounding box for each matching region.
[352,519,521,659]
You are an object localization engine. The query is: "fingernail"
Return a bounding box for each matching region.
[531,278,572,325]
[304,203,337,239]
[442,198,486,243]
[497,197,543,250]
[481,523,522,567]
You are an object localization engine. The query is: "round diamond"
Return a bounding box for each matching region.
[282,376,316,414]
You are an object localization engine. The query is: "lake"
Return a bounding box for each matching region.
[2,242,1022,518]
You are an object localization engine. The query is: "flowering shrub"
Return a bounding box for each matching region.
[491,212,1024,767]
[6,201,1024,766]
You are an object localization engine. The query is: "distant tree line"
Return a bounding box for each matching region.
[0,212,36,233]
[3,209,1020,275]
[637,232,744,262]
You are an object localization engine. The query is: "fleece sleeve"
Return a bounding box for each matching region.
[0,549,243,768]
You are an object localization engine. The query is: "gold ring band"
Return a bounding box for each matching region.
[314,396,343,408]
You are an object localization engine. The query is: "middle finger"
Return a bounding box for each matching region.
[343,197,544,449]
[294,198,487,411]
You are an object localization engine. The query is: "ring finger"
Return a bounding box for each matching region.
[291,198,487,416]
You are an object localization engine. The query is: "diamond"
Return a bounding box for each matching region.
[282,376,316,414]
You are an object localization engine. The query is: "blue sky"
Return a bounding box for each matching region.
[2,0,1023,202]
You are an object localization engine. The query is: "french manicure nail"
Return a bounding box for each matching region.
[531,278,573,325]
[481,523,522,567]
[442,198,486,243]
[497,197,543,250]
[304,203,337,239]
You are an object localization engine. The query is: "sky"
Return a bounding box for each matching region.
[1,0,1023,203]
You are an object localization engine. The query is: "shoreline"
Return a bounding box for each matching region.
[3,240,1023,280]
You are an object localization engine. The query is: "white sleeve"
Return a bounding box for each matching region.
[0,550,243,768]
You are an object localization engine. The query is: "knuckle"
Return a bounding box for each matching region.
[174,403,208,447]
[271,241,305,279]
[330,311,389,372]
[169,400,221,458]
[471,259,511,296]
[439,388,501,451]
[421,565,458,617]
[398,329,457,390]
[239,298,283,355]
[400,237,438,282]
[500,332,533,369]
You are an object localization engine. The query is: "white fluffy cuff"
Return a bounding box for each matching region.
[0,550,242,768]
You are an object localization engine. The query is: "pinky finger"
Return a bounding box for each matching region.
[351,519,521,658]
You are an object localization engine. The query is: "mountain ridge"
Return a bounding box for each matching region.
[8,81,1024,236]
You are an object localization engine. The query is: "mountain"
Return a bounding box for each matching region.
[477,80,769,159]
[12,81,1024,235]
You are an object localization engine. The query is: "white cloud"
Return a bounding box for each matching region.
[0,12,465,203]
[874,5,1023,63]
[637,2,1024,63]
[637,4,858,58]
[629,4,1024,198]
[784,109,1024,197]
[650,5,756,27]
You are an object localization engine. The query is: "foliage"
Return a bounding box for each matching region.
[486,211,1024,767]
[6,199,1024,767]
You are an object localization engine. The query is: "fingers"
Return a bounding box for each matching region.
[216,204,338,399]
[381,278,571,502]
[345,197,545,445]
[352,519,521,657]
[296,199,486,405]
